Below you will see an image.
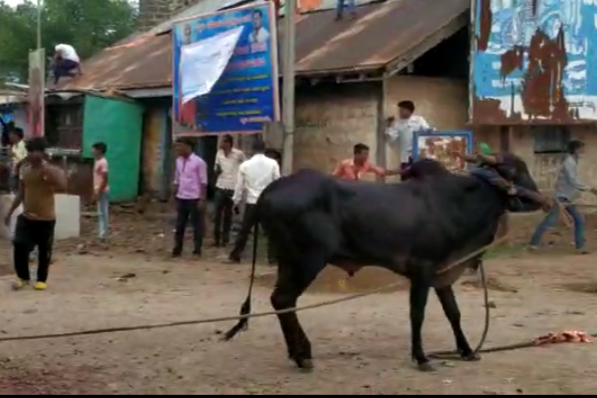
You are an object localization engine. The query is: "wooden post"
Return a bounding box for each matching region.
[376,78,388,181]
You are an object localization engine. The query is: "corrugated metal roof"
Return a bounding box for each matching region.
[57,0,469,91]
[0,88,27,105]
[286,0,470,74]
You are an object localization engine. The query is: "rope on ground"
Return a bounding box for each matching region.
[0,233,592,363]
[0,235,508,344]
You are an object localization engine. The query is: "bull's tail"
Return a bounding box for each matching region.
[223,221,259,341]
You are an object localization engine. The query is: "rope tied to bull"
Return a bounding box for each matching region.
[0,228,592,360]
[0,234,503,344]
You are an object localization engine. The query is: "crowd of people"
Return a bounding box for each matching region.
[1,99,595,291]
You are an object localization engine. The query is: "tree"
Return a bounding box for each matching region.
[0,0,138,83]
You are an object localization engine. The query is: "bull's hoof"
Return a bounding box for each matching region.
[460,351,481,362]
[296,358,315,372]
[417,362,435,372]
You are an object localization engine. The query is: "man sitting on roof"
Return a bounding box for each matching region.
[52,44,82,85]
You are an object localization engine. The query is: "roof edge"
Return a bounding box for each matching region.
[295,63,385,77]
[384,10,469,76]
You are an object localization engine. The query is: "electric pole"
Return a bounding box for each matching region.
[281,0,296,175]
[37,0,42,49]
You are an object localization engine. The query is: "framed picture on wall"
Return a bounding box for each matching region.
[413,129,473,172]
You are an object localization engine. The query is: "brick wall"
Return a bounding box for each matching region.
[138,0,201,31]
[293,82,379,178]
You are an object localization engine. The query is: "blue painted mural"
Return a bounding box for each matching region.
[471,0,597,123]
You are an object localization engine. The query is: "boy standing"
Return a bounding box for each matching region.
[4,137,67,291]
[9,128,27,193]
[92,142,109,240]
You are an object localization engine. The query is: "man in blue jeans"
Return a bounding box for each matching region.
[530,140,597,254]
[336,0,356,19]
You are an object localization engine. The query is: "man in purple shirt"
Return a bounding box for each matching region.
[172,137,208,257]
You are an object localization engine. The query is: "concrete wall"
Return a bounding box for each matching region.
[293,82,379,178]
[293,76,469,180]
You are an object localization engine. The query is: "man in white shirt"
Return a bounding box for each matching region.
[248,9,270,45]
[386,100,430,181]
[9,128,27,193]
[228,139,280,263]
[52,44,82,85]
[213,135,246,247]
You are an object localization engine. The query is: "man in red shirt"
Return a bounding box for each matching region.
[333,143,401,180]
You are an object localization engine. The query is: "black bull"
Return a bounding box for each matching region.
[224,158,542,372]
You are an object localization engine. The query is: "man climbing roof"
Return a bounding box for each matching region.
[52,44,82,85]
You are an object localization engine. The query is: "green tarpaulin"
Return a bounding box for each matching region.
[82,95,143,203]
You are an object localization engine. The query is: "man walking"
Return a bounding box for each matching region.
[386,100,430,181]
[4,137,67,291]
[228,139,280,263]
[213,135,245,247]
[336,0,357,20]
[172,138,208,257]
[529,140,597,254]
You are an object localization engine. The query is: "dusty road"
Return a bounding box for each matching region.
[0,211,596,394]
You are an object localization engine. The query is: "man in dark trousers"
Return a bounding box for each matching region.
[227,139,280,263]
[213,135,245,247]
[4,137,67,291]
[172,137,208,257]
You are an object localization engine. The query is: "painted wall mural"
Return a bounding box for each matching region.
[471,0,597,124]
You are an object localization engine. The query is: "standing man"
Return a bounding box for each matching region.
[92,142,110,240]
[52,44,82,85]
[228,139,280,263]
[172,138,208,257]
[9,128,27,193]
[213,135,245,247]
[386,100,430,181]
[4,137,67,291]
[333,143,400,180]
[529,140,597,254]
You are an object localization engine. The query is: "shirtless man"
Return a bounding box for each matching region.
[4,137,67,291]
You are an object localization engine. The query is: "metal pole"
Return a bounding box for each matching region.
[36,0,42,49]
[281,0,296,176]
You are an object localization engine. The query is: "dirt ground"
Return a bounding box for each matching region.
[1,209,597,394]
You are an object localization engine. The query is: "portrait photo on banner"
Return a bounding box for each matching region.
[172,1,280,137]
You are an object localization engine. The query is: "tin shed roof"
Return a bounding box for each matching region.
[57,0,469,91]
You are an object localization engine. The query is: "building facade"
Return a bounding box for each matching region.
[471,0,597,202]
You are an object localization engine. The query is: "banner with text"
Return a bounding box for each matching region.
[172,1,280,136]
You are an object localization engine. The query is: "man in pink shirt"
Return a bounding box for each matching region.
[92,142,110,240]
[172,137,208,257]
